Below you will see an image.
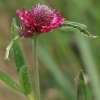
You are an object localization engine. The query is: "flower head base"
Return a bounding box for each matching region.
[16,4,65,38]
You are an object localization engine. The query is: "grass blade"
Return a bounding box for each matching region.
[38,43,76,100]
[75,34,100,100]
[76,70,91,100]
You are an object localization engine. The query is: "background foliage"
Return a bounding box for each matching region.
[0,0,99,100]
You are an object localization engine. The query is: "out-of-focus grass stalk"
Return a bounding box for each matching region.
[38,43,76,100]
[75,33,100,100]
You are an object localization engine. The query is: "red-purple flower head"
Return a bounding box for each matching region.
[16,4,65,38]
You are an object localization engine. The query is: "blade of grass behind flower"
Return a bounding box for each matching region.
[53,31,81,74]
[77,70,91,100]
[76,78,91,100]
[77,70,84,100]
[75,33,100,100]
[38,43,76,100]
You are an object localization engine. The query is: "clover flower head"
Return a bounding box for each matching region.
[16,4,65,38]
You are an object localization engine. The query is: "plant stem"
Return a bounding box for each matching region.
[32,37,40,100]
[27,93,35,100]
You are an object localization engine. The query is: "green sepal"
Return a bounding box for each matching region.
[60,21,97,38]
[0,71,25,93]
[12,18,25,73]
[19,65,32,95]
[76,70,91,100]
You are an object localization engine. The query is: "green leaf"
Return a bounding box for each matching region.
[79,70,85,81]
[60,21,97,38]
[12,18,25,73]
[77,70,85,100]
[4,18,20,61]
[0,71,24,93]
[63,21,87,28]
[4,35,19,61]
[19,65,32,95]
[76,70,91,100]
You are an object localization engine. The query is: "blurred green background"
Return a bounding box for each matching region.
[0,0,100,100]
